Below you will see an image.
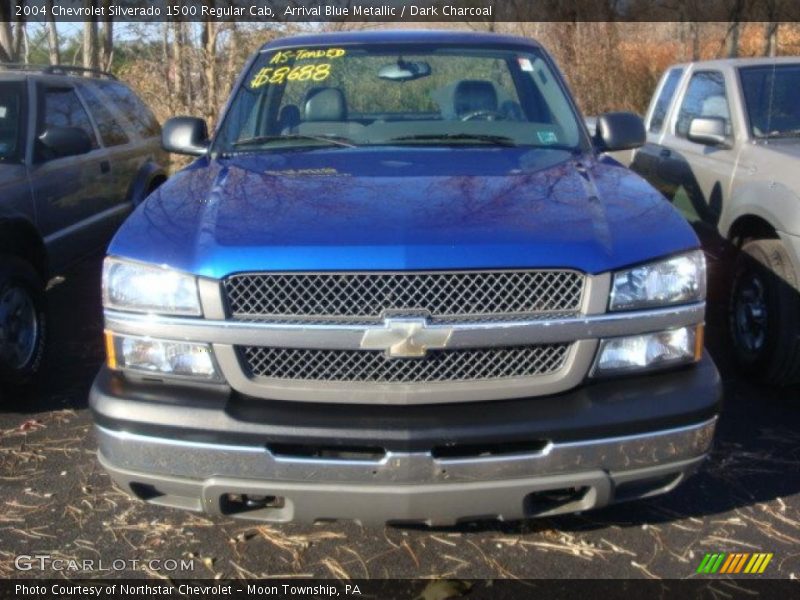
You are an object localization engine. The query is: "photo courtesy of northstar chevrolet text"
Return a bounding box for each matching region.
[0,0,798,595]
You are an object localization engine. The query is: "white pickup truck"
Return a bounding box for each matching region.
[626,57,800,386]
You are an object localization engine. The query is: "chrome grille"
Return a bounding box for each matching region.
[224,270,585,321]
[241,344,570,383]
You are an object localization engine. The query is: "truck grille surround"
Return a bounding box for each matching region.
[223,270,585,321]
[222,269,587,390]
[241,343,571,383]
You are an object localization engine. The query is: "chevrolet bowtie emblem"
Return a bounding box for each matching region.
[360,318,452,358]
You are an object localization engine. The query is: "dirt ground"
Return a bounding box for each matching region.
[1,237,798,581]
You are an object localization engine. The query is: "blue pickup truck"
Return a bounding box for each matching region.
[91,31,721,525]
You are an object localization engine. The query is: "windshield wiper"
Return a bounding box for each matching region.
[232,134,357,149]
[388,133,518,147]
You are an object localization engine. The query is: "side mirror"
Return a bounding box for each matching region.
[38,127,92,159]
[595,111,646,152]
[688,117,728,146]
[162,116,209,156]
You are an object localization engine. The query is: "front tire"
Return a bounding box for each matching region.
[0,257,47,386]
[729,239,800,386]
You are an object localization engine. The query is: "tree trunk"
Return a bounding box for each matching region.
[83,0,100,71]
[12,17,24,61]
[99,4,114,72]
[726,21,740,58]
[202,18,219,124]
[223,23,238,100]
[691,22,701,60]
[180,22,194,113]
[0,2,16,62]
[764,22,779,57]
[171,22,184,112]
[45,0,60,65]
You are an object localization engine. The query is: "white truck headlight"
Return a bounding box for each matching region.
[105,333,220,380]
[102,258,201,316]
[610,250,706,311]
[593,325,703,376]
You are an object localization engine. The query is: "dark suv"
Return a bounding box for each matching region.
[0,65,168,384]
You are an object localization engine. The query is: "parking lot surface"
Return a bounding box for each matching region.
[1,238,798,580]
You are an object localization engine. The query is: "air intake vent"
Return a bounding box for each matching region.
[240,344,571,383]
[224,270,585,322]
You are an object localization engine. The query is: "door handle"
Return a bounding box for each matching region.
[659,148,671,158]
[100,160,111,174]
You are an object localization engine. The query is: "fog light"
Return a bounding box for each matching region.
[106,332,220,380]
[593,326,701,376]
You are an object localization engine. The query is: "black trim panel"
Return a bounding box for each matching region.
[90,355,721,453]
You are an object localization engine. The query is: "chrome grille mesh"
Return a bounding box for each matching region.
[224,270,585,321]
[241,344,570,383]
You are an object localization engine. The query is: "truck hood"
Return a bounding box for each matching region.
[110,147,699,278]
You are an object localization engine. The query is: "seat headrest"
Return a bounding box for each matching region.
[304,87,347,122]
[454,80,498,117]
[279,104,301,130]
[701,95,730,120]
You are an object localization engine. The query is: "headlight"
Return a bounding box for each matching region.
[610,250,706,311]
[103,258,201,316]
[105,333,220,380]
[592,325,703,376]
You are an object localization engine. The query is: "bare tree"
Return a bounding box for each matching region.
[171,21,185,110]
[223,23,239,101]
[762,0,785,56]
[725,0,748,58]
[83,0,100,70]
[201,14,220,123]
[99,0,113,70]
[0,0,25,63]
[44,0,60,64]
[763,22,779,57]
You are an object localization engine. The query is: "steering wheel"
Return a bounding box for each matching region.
[460,110,506,122]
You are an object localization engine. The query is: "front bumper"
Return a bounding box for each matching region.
[91,355,721,525]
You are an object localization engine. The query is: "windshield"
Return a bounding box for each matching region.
[740,64,800,139]
[0,82,24,163]
[214,44,586,154]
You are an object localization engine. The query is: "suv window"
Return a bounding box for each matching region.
[648,68,683,134]
[675,71,731,139]
[96,81,160,139]
[79,84,130,147]
[0,81,24,163]
[40,86,99,150]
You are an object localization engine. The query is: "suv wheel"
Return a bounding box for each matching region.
[0,257,47,386]
[729,239,800,386]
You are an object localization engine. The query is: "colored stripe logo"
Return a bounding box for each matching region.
[696,553,773,574]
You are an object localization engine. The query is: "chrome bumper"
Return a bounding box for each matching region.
[97,418,716,524]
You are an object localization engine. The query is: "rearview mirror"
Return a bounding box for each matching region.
[162,116,209,156]
[378,60,432,82]
[38,127,92,159]
[688,117,728,146]
[594,112,645,152]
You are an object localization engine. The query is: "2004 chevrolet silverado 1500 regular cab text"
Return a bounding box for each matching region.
[90,31,722,525]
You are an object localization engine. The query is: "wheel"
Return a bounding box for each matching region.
[729,239,800,386]
[0,256,47,386]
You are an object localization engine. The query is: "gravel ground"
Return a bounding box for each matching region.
[1,237,799,581]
